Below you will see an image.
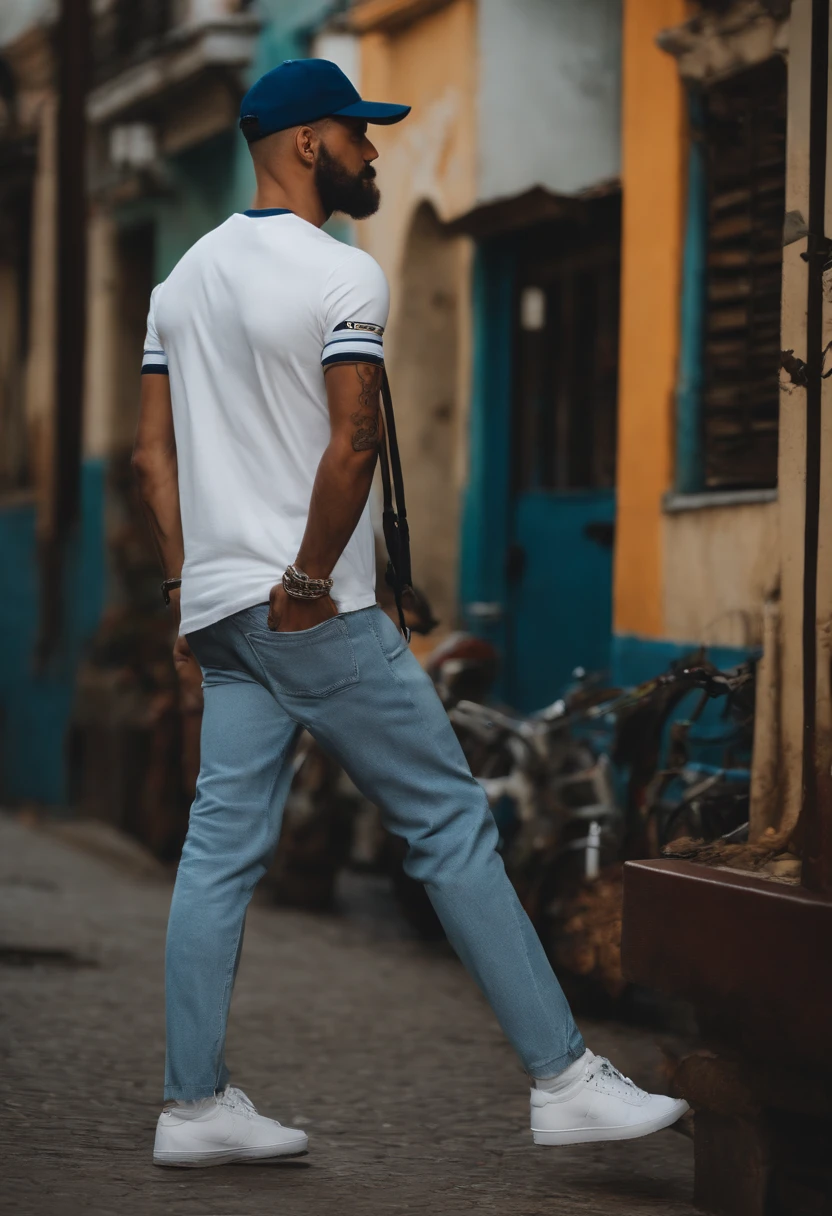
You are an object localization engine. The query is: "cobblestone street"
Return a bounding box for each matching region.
[0,813,697,1216]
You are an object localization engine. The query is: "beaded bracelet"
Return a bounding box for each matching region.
[282,563,334,601]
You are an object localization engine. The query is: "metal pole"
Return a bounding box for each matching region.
[38,0,89,663]
[800,0,830,891]
[56,0,89,533]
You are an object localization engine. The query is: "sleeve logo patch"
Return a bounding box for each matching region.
[334,320,384,336]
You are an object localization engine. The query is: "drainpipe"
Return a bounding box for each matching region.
[37,0,89,665]
[800,0,831,892]
[675,90,707,495]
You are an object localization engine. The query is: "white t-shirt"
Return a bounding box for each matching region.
[142,209,389,636]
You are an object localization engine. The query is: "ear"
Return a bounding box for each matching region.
[295,124,319,167]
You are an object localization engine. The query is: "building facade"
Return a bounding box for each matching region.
[3,0,826,844]
[350,0,832,856]
[615,0,829,841]
[0,0,350,807]
[0,0,627,803]
[619,6,832,1211]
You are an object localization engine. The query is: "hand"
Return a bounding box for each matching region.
[268,583,337,632]
[172,632,204,713]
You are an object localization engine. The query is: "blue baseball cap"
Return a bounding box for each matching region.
[239,59,411,142]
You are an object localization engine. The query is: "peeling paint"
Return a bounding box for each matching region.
[822,265,832,305]
[783,209,809,246]
[657,0,788,83]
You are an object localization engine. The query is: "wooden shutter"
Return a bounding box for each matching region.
[702,57,787,490]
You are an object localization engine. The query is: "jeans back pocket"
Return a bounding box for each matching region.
[244,615,359,698]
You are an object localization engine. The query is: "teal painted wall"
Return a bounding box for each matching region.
[609,632,757,784]
[611,632,755,688]
[0,461,107,804]
[675,91,707,494]
[459,243,514,667]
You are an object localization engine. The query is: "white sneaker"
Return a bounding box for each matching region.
[153,1086,309,1167]
[531,1054,689,1145]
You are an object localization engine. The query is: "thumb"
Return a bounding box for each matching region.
[173,633,192,663]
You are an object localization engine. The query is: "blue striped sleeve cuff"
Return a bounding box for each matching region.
[321,328,384,369]
[141,349,169,375]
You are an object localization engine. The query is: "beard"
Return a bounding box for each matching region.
[315,142,380,220]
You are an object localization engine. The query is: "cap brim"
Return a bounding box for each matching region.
[332,99,411,125]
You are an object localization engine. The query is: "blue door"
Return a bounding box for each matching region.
[507,490,615,711]
[462,206,620,712]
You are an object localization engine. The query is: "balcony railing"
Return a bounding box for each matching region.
[92,0,175,84]
[91,1,254,87]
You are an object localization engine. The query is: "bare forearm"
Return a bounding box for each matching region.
[268,362,382,631]
[133,456,185,579]
[295,362,382,582]
[296,442,377,580]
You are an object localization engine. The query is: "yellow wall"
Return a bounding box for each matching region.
[357,0,477,264]
[614,0,687,637]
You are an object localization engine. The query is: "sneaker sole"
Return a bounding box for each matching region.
[532,1101,689,1146]
[153,1141,309,1168]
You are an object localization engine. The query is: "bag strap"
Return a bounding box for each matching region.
[378,368,412,639]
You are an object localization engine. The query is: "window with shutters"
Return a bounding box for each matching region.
[701,57,786,490]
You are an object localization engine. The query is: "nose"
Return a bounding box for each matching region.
[364,137,379,162]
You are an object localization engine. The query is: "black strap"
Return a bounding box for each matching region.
[378,369,412,640]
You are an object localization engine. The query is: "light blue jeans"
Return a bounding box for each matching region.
[165,603,584,1100]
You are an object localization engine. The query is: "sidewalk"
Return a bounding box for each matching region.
[0,813,696,1216]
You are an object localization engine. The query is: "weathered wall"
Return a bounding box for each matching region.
[477,0,621,202]
[662,501,780,648]
[388,204,466,625]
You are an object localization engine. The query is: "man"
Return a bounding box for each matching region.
[133,59,688,1169]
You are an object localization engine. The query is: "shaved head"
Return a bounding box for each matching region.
[246,117,380,223]
[247,121,321,166]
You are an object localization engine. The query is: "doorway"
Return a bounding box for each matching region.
[463,197,620,710]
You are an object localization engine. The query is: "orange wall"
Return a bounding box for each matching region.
[613,0,687,637]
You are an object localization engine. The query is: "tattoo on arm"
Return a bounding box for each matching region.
[350,363,382,452]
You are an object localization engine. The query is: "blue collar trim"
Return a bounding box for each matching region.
[242,208,293,217]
